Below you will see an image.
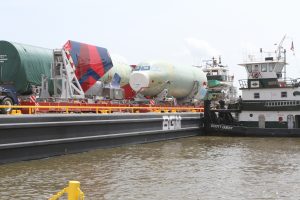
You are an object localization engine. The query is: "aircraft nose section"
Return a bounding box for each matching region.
[129,72,150,92]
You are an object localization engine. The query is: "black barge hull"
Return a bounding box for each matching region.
[0,113,203,164]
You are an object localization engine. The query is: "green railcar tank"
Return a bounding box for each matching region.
[0,41,53,94]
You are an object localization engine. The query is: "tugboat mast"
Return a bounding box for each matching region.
[276,35,286,60]
[276,35,287,82]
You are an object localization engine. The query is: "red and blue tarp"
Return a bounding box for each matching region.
[63,40,113,92]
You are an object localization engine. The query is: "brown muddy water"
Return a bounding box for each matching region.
[0,136,300,199]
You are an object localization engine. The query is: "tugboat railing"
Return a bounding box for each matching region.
[280,78,300,88]
[238,79,248,89]
[265,100,300,107]
[239,78,300,89]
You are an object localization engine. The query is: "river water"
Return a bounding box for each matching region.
[1,136,300,200]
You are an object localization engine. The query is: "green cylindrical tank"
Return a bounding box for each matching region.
[0,41,53,94]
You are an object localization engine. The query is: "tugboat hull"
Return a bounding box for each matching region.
[206,125,300,137]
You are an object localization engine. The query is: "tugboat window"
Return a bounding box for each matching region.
[269,63,275,72]
[261,64,267,72]
[281,91,287,98]
[212,70,218,75]
[254,93,260,99]
[246,65,252,73]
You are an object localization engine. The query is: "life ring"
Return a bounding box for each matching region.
[251,72,261,79]
[279,82,286,87]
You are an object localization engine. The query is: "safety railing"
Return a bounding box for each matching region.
[48,181,84,200]
[0,105,204,114]
[238,79,248,89]
[265,100,300,107]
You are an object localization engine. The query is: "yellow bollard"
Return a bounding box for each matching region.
[48,180,84,200]
[67,181,80,200]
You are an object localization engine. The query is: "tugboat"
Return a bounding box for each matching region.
[204,37,300,136]
[202,56,237,108]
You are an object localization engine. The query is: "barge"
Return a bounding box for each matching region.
[0,40,206,164]
[0,112,203,164]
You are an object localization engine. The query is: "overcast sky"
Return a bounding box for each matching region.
[1,0,300,87]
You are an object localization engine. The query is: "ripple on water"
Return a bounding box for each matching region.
[0,136,300,199]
